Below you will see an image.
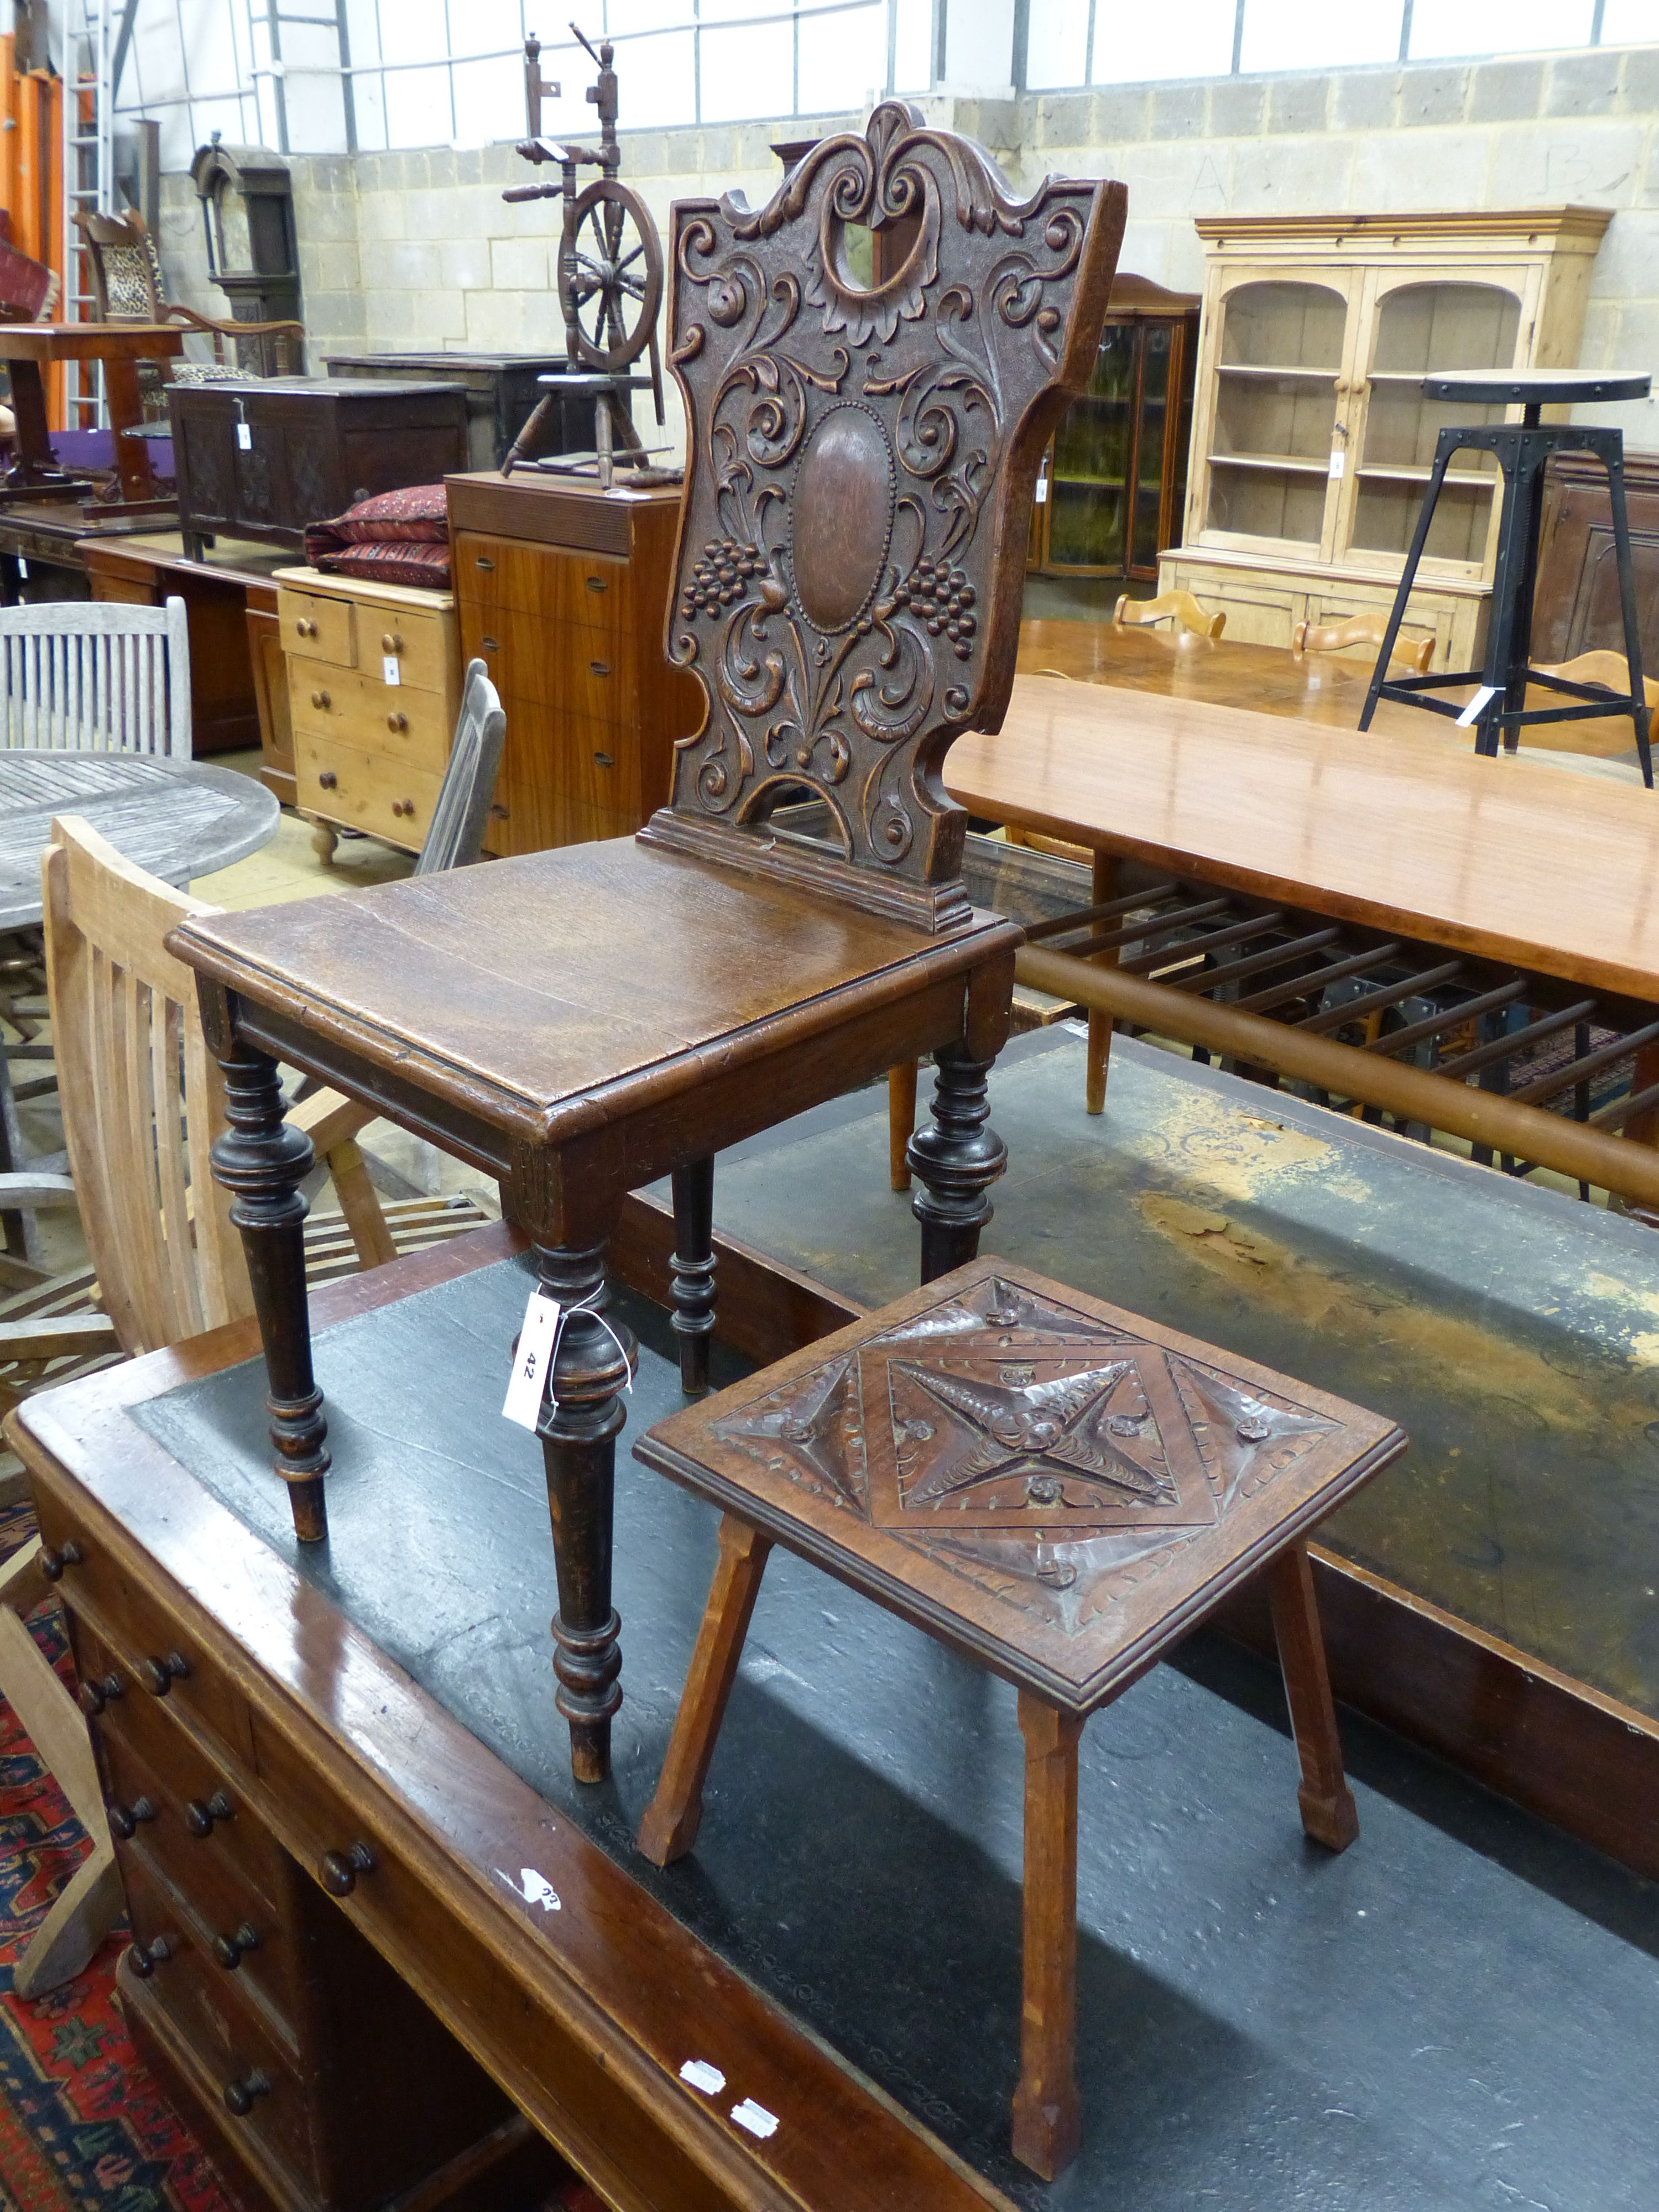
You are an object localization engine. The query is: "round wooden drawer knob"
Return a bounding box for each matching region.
[310,689,330,709]
[318,770,338,790]
[319,1841,375,1896]
[186,1791,234,1838]
[381,632,403,653]
[109,1794,156,1839]
[140,1651,191,1697]
[391,799,415,818]
[296,618,317,638]
[78,1671,123,1715]
[223,2069,272,2118]
[39,1540,82,1580]
[212,1921,260,1971]
[127,1934,172,1978]
[386,712,408,732]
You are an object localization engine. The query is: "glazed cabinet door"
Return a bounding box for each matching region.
[1188,261,1364,564]
[1337,261,1541,582]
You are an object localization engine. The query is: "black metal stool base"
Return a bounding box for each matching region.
[1358,405,1653,790]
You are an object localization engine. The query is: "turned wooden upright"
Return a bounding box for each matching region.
[169,106,1125,1783]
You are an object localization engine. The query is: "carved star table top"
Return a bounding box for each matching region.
[637,1258,1406,1713]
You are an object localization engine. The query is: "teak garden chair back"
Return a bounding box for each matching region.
[0,597,191,758]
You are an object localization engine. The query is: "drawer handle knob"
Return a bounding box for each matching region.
[140,1651,191,1698]
[212,1921,260,1971]
[318,770,338,790]
[185,1790,234,1838]
[296,618,317,638]
[386,712,408,732]
[481,635,499,651]
[109,1794,156,1840]
[39,1540,82,1580]
[319,1842,375,1896]
[380,631,403,653]
[127,1934,173,1979]
[310,689,330,709]
[589,660,611,677]
[475,556,494,571]
[78,1672,123,1715]
[593,751,613,768]
[488,803,509,820]
[586,576,606,592]
[223,2070,272,2119]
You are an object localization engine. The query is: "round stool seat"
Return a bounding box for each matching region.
[1423,368,1652,405]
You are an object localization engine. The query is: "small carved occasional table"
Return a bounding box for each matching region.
[168,107,1125,1792]
[634,1258,1406,2180]
[0,322,186,512]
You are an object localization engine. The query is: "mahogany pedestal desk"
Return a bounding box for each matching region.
[166,110,1124,1789]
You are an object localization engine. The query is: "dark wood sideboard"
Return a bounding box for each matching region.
[445,469,704,857]
[170,379,471,564]
[1533,447,1659,670]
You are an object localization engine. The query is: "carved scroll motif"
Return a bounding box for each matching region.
[639,103,1125,930]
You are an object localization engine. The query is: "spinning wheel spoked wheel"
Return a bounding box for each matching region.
[559,178,664,371]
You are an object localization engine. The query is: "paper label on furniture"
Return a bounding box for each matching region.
[1457,684,1500,727]
[680,2060,726,2095]
[383,655,401,686]
[502,1291,560,1430]
[1328,450,1344,478]
[494,1865,562,1911]
[1035,474,1049,503]
[236,421,252,451]
[731,2099,778,2140]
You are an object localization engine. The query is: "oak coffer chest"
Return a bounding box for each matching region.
[170,377,470,562]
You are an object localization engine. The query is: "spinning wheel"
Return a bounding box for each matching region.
[559,177,663,373]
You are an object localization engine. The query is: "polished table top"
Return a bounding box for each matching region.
[0,320,185,363]
[946,675,1659,1003]
[1015,619,1642,759]
[0,750,278,928]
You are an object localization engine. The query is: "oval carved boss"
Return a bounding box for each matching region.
[788,401,895,634]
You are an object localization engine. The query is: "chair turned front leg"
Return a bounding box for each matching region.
[1010,1692,1084,2180]
[637,1514,771,1866]
[1266,1538,1359,1853]
[906,1046,1008,1284]
[209,1037,330,1545]
[536,1240,636,1783]
[670,1157,716,1397]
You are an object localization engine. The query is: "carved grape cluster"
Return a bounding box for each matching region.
[894,557,977,659]
[681,536,765,619]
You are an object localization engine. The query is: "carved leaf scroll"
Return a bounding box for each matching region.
[639,102,1126,931]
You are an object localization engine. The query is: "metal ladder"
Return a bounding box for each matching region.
[61,0,114,431]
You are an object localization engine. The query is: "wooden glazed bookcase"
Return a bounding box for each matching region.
[1029,275,1199,585]
[1159,208,1611,666]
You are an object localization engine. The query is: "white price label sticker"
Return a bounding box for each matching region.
[236,421,253,451]
[502,1288,561,1430]
[1034,474,1049,504]
[383,654,401,686]
[1456,684,1501,727]
[680,2060,726,2095]
[1328,449,1345,479]
[731,2099,779,2140]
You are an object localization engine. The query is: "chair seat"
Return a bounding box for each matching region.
[1423,368,1651,406]
[634,1256,1404,1712]
[169,362,244,387]
[169,835,1017,1147]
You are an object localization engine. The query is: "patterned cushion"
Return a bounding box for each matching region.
[310,540,452,591]
[102,243,154,320]
[169,362,242,385]
[303,484,451,571]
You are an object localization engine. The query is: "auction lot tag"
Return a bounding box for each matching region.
[503,1290,561,1428]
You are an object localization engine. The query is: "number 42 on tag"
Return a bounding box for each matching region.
[502,1290,561,1429]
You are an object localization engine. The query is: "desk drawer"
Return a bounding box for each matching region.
[457,530,627,638]
[277,586,355,670]
[362,604,451,695]
[38,1496,255,1764]
[295,732,441,851]
[289,656,451,771]
[469,619,630,721]
[79,1619,286,1914]
[124,1853,315,2187]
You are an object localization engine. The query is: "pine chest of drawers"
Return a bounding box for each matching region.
[275,567,465,861]
[444,470,703,857]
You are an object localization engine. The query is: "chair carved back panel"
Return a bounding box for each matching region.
[641,103,1125,930]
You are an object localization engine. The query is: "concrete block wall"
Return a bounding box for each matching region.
[152,46,1659,455]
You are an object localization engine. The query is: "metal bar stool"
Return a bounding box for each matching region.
[1358,369,1654,788]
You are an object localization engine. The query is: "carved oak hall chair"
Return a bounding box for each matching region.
[168,107,1126,1787]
